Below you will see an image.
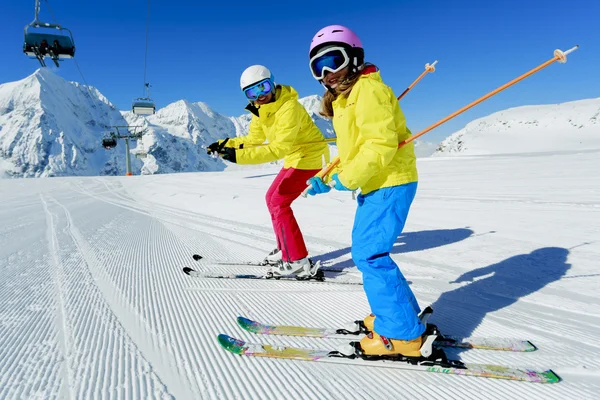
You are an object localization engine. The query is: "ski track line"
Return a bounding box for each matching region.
[40,194,75,399]
[43,195,173,399]
[49,196,198,400]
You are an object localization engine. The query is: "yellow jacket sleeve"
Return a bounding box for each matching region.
[236,103,300,165]
[337,84,401,189]
[225,117,266,148]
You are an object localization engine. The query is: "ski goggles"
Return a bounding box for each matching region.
[309,46,350,80]
[243,78,275,101]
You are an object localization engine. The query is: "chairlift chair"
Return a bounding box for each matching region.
[102,136,117,150]
[132,83,156,115]
[132,98,156,115]
[23,1,75,67]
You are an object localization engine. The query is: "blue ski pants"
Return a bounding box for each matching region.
[351,182,425,340]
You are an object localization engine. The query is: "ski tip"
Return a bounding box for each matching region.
[183,267,196,275]
[524,340,538,352]
[542,369,561,383]
[237,316,258,331]
[192,254,203,261]
[217,334,247,355]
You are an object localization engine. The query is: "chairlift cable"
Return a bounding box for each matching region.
[42,0,59,24]
[143,0,151,97]
[73,58,97,101]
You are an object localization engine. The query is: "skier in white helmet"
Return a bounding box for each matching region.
[207,65,330,279]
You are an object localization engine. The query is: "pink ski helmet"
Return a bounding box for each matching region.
[309,25,364,74]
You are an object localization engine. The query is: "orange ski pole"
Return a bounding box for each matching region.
[301,61,438,196]
[302,46,578,198]
[397,60,437,101]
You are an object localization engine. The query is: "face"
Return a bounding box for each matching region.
[323,67,349,89]
[254,91,273,106]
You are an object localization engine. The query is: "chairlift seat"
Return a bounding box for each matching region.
[24,31,75,58]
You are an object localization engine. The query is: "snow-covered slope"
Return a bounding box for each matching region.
[0,69,129,177]
[434,98,600,156]
[1,149,598,398]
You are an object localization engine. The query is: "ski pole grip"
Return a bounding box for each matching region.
[426,60,438,72]
[554,45,579,63]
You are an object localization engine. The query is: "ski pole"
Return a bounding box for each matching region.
[397,60,437,101]
[299,61,438,196]
[301,45,579,198]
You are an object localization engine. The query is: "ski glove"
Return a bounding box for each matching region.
[219,147,237,163]
[330,173,352,191]
[207,138,230,155]
[306,176,331,196]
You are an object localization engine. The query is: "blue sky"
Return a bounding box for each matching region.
[1,0,597,142]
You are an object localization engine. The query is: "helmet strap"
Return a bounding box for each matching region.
[320,81,336,95]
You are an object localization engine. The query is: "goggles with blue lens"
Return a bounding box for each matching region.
[243,78,275,101]
[309,46,350,81]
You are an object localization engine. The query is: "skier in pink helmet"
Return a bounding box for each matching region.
[306,25,434,358]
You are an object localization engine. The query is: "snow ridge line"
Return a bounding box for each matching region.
[40,194,75,399]
[49,196,197,400]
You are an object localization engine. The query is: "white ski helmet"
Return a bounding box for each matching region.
[240,65,274,90]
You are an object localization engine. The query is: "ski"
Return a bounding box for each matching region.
[182,267,363,285]
[192,254,347,273]
[236,316,537,352]
[192,254,267,266]
[217,334,559,383]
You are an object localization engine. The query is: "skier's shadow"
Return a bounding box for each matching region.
[315,227,476,270]
[429,247,570,351]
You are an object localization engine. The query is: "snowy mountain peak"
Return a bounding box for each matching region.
[0,69,128,178]
[298,94,323,117]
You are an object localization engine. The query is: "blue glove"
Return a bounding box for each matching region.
[330,173,352,191]
[306,177,331,196]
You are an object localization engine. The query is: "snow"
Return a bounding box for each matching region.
[434,98,600,156]
[1,147,599,399]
